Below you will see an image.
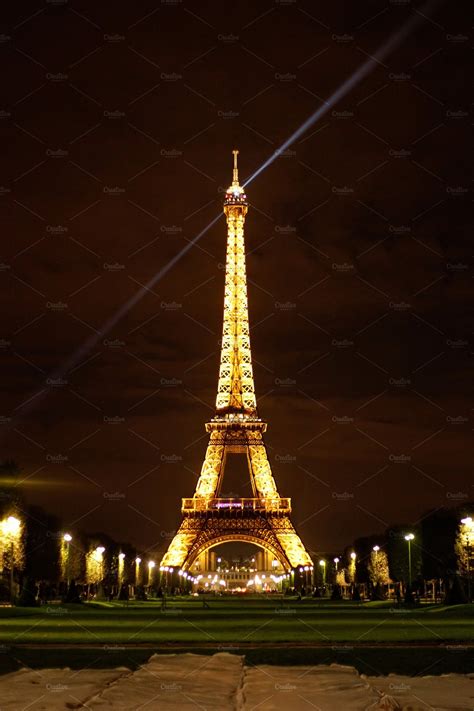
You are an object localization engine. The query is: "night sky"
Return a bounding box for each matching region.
[1,0,471,559]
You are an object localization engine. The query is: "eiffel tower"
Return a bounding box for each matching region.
[160,151,313,577]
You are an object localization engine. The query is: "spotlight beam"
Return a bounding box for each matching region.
[244,0,442,187]
[9,213,222,425]
[8,2,440,429]
[58,212,223,378]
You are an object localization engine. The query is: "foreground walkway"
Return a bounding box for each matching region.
[0,652,473,710]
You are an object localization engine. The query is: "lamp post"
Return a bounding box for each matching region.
[135,557,141,589]
[404,534,414,588]
[148,561,155,588]
[461,517,473,602]
[349,551,356,584]
[372,545,380,585]
[85,546,105,598]
[118,552,125,589]
[319,559,326,587]
[96,546,105,593]
[2,516,21,604]
[63,533,72,586]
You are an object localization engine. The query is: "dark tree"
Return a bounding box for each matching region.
[64,580,82,604]
[421,507,464,579]
[24,506,61,583]
[444,575,468,605]
[17,577,38,607]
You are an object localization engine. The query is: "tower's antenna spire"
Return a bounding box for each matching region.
[232,149,239,186]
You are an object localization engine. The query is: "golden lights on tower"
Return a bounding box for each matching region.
[160,151,313,571]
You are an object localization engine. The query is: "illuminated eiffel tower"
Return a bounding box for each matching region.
[160,151,313,575]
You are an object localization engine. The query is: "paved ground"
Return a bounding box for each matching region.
[0,653,473,710]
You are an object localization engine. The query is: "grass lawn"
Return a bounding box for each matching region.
[0,597,473,675]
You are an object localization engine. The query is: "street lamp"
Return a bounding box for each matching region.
[135,557,141,585]
[304,565,309,587]
[348,551,357,584]
[96,547,105,587]
[148,561,155,587]
[319,559,326,586]
[372,545,381,588]
[461,517,473,602]
[3,516,20,534]
[63,533,72,586]
[135,557,142,591]
[404,534,414,588]
[118,553,125,586]
[2,516,21,604]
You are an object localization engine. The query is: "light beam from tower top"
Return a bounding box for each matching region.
[243,0,442,188]
[6,1,441,441]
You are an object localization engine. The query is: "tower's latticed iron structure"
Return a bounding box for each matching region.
[160,151,313,572]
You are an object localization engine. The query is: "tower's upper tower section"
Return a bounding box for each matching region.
[223,150,248,217]
[214,150,257,418]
